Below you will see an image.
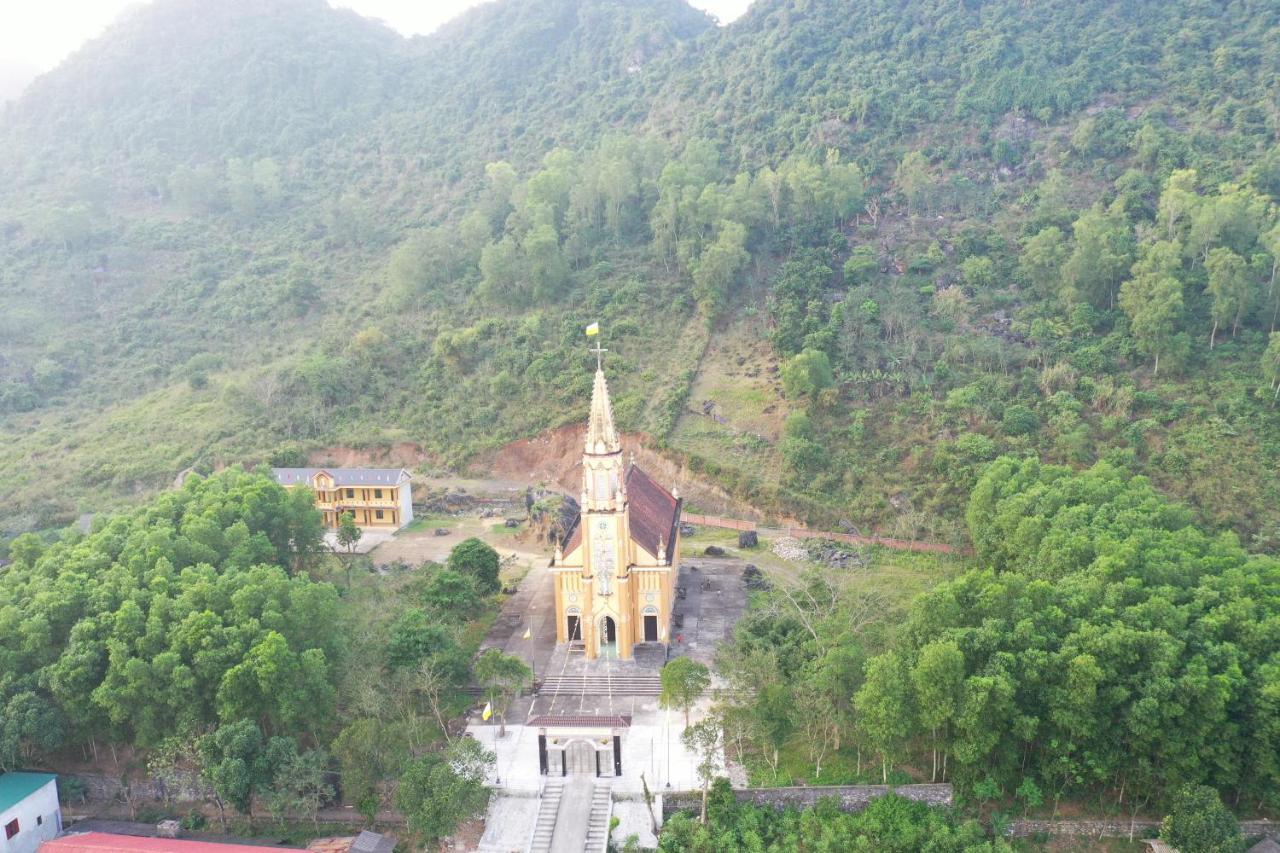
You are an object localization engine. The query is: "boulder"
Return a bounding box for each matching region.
[743,564,771,591]
[504,518,520,528]
[703,545,727,557]
[433,528,451,537]
[738,530,759,549]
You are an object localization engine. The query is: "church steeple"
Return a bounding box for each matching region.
[585,367,620,455]
[582,347,625,513]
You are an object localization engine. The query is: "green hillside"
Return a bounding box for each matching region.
[1,0,1279,552]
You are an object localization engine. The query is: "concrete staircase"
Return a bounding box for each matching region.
[536,674,662,697]
[584,779,614,853]
[528,779,564,853]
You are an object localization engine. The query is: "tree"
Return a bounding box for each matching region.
[523,218,569,302]
[1260,221,1280,331]
[1161,785,1244,853]
[281,484,326,574]
[844,245,879,284]
[1158,169,1201,241]
[1062,203,1133,308]
[780,349,834,401]
[792,679,840,780]
[961,255,996,289]
[691,220,750,324]
[0,692,66,771]
[660,657,711,726]
[478,234,522,302]
[911,641,964,782]
[385,609,468,681]
[421,569,482,618]
[682,717,721,824]
[1205,247,1249,347]
[1019,227,1068,296]
[199,721,298,830]
[856,652,914,783]
[215,631,336,735]
[750,681,795,780]
[473,649,531,737]
[895,151,930,215]
[1262,332,1280,406]
[331,717,411,825]
[336,511,361,553]
[396,737,494,845]
[262,745,332,826]
[447,538,501,594]
[1120,240,1184,375]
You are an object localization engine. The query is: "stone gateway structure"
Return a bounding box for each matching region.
[551,359,682,660]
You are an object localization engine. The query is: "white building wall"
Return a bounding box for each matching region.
[0,780,60,853]
[398,480,414,529]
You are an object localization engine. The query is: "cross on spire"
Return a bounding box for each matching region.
[589,341,608,371]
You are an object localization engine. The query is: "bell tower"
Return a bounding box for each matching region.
[578,353,632,658]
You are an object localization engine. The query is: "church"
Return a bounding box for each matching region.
[550,355,682,661]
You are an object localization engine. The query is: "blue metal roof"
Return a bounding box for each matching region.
[0,772,57,812]
[271,468,410,487]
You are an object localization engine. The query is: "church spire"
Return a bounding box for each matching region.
[585,361,620,455]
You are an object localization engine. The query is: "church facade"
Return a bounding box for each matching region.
[550,364,682,660]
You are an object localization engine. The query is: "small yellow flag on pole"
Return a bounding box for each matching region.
[585,322,600,337]
[522,627,532,640]
[482,702,492,721]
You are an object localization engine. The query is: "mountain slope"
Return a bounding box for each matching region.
[2,0,406,175]
[1,0,1279,552]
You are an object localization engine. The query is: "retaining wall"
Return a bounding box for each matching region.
[1005,818,1277,840]
[661,784,953,817]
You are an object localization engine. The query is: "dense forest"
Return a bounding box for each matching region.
[0,0,1278,552]
[709,458,1280,819]
[0,468,515,845]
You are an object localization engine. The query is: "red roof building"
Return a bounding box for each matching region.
[42,832,303,852]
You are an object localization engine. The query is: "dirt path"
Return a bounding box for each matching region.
[369,516,552,568]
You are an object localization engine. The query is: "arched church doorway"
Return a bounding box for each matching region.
[599,616,617,659]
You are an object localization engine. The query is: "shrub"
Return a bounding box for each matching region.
[447,537,501,594]
[1001,404,1039,436]
[843,246,879,283]
[1161,785,1243,853]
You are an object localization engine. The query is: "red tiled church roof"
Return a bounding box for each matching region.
[528,714,632,728]
[558,464,680,562]
[562,512,582,554]
[624,464,680,559]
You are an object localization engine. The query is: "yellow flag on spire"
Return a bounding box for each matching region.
[522,627,532,640]
[482,702,492,721]
[585,322,600,337]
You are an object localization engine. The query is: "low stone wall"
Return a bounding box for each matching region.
[65,772,212,805]
[662,784,952,817]
[1006,818,1277,840]
[1005,819,1161,838]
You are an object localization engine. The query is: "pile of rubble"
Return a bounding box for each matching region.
[772,536,867,569]
[805,538,867,570]
[771,536,810,562]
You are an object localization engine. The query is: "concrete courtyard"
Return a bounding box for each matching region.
[469,556,747,851]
